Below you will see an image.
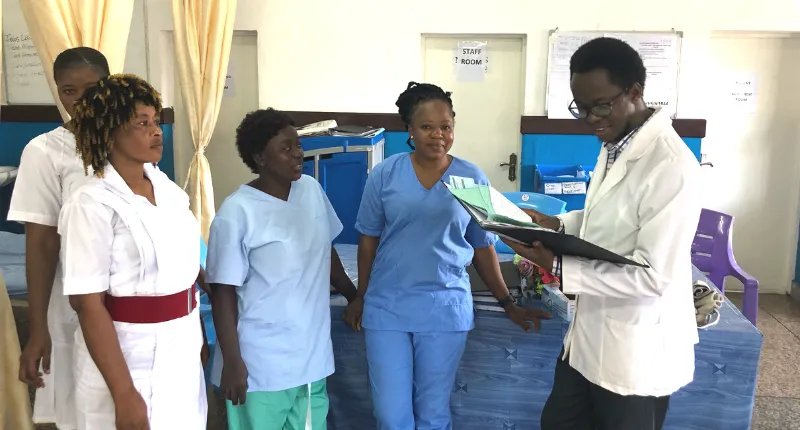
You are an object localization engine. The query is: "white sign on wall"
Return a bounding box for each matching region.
[223,60,236,97]
[722,74,757,113]
[546,31,682,119]
[453,41,488,82]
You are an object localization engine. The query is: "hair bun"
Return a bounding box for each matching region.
[406,81,419,90]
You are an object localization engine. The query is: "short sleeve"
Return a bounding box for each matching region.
[317,183,343,242]
[8,140,62,226]
[355,166,385,237]
[59,193,114,295]
[465,169,498,249]
[206,209,249,287]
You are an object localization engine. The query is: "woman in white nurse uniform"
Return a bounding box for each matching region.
[59,74,207,430]
[8,47,110,430]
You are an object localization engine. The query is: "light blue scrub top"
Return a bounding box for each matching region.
[205,175,343,392]
[355,153,497,333]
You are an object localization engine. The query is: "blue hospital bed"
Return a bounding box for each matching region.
[0,231,26,298]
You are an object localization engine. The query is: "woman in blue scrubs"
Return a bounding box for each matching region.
[343,82,551,430]
[208,109,357,429]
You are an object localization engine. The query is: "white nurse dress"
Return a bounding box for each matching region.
[58,163,207,430]
[7,127,91,429]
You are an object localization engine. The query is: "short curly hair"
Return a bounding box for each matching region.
[235,108,296,174]
[570,37,647,90]
[67,74,162,177]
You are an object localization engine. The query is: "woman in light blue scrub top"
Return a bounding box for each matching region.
[343,82,551,430]
[207,109,358,430]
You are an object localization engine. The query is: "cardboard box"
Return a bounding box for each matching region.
[542,284,575,322]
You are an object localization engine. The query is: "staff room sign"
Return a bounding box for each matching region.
[453,41,488,82]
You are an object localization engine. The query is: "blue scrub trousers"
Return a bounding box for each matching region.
[364,329,468,430]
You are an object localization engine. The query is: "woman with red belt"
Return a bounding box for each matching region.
[58,74,207,430]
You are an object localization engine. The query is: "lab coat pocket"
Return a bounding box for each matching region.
[601,317,665,390]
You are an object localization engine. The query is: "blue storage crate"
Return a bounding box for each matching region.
[534,164,594,211]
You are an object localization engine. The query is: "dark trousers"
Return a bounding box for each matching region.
[541,351,670,430]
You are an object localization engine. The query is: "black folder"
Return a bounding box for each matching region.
[488,224,647,267]
[449,188,648,268]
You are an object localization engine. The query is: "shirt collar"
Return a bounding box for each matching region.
[603,108,656,152]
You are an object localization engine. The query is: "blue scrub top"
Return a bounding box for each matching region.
[355,153,497,333]
[205,176,343,392]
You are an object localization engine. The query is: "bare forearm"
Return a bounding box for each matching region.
[25,225,60,330]
[330,248,357,302]
[472,246,511,300]
[72,296,135,401]
[356,235,379,299]
[211,285,242,362]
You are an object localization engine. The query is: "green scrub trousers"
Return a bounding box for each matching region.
[227,378,328,430]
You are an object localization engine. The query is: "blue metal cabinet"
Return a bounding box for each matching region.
[301,130,385,245]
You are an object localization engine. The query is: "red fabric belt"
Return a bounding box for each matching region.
[104,285,197,324]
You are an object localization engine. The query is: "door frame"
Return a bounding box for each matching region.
[709,31,800,294]
[419,33,528,191]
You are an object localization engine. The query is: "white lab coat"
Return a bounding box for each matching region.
[7,127,90,429]
[59,163,207,430]
[558,107,702,397]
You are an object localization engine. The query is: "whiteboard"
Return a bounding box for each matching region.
[1,0,51,104]
[545,30,682,119]
[1,0,149,105]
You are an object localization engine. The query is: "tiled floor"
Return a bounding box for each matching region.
[727,292,800,430]
[16,293,800,430]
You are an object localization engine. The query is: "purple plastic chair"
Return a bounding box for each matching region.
[691,208,759,325]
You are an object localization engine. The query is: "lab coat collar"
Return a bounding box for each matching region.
[100,162,160,204]
[585,107,672,209]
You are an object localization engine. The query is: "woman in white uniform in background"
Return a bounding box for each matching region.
[8,47,110,430]
[59,74,207,430]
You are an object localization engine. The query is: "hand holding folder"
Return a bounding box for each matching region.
[444,182,647,268]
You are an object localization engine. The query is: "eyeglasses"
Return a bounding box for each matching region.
[568,88,628,119]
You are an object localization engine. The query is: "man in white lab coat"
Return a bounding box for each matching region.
[505,37,702,430]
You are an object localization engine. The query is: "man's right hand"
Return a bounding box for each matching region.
[19,329,52,388]
[221,357,249,406]
[522,208,562,231]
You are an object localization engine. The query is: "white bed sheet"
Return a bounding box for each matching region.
[0,231,26,297]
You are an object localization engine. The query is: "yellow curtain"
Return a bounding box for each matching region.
[1,3,31,428]
[19,0,135,121]
[0,273,34,430]
[172,0,237,239]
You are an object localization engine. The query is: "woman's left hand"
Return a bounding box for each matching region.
[196,267,212,297]
[504,303,551,332]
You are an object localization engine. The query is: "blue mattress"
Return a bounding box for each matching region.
[0,231,26,297]
[327,245,763,430]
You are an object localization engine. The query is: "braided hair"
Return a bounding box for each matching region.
[67,74,162,177]
[395,82,455,150]
[53,47,110,83]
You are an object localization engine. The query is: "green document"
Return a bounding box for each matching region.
[447,185,540,228]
